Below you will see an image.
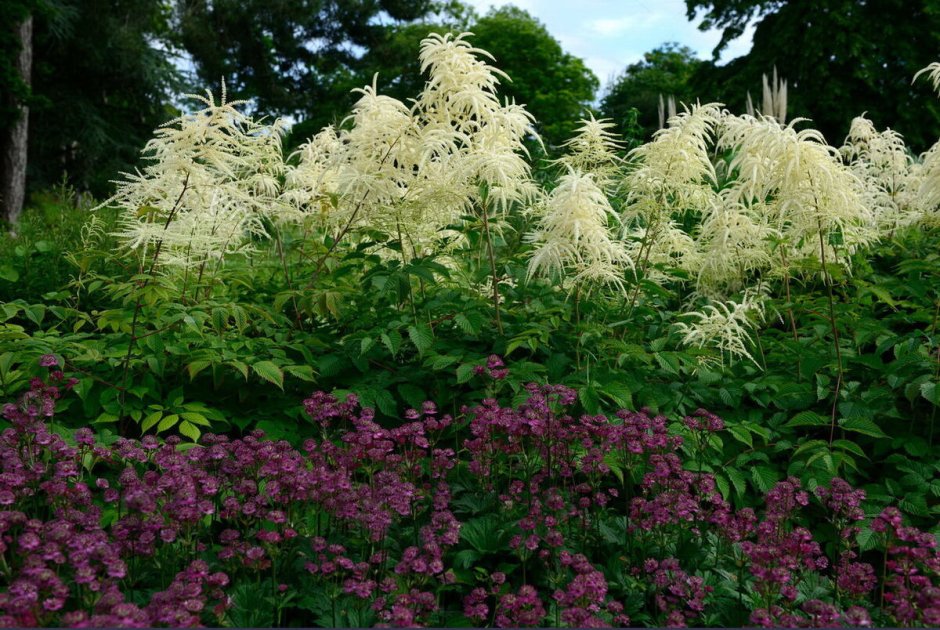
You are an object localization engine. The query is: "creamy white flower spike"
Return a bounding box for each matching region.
[913,61,940,225]
[675,289,767,368]
[527,168,632,291]
[100,87,287,271]
[282,31,539,260]
[717,114,877,275]
[840,116,920,230]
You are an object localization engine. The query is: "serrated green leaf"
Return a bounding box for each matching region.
[407,324,434,355]
[456,363,476,384]
[178,420,201,442]
[840,417,888,438]
[227,360,249,380]
[785,410,829,428]
[398,383,426,409]
[831,439,867,459]
[187,360,212,380]
[181,412,211,427]
[579,385,601,414]
[252,361,284,390]
[726,467,747,497]
[157,414,179,433]
[727,424,752,447]
[751,465,779,494]
[454,313,475,334]
[141,410,163,432]
[381,330,402,357]
[921,382,939,406]
[285,365,317,382]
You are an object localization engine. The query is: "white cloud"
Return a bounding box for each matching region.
[585,13,663,37]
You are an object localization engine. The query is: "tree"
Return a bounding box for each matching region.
[173,0,437,125]
[0,1,32,224]
[469,6,598,148]
[0,0,181,210]
[28,0,181,195]
[685,0,940,151]
[336,5,598,149]
[601,43,702,140]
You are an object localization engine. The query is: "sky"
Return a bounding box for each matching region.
[463,0,755,95]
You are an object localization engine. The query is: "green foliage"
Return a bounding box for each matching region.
[0,185,120,302]
[28,0,182,194]
[469,6,599,147]
[601,43,703,139]
[684,0,940,150]
[173,0,438,129]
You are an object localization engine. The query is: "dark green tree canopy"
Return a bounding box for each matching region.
[469,6,598,148]
[347,5,598,149]
[173,0,437,120]
[0,0,182,195]
[685,0,940,151]
[601,43,703,140]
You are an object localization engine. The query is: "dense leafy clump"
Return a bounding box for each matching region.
[0,360,938,627]
[1,34,940,629]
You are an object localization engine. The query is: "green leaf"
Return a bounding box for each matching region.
[579,385,601,414]
[460,515,509,554]
[252,361,284,390]
[456,363,476,384]
[751,465,779,494]
[398,383,426,409]
[181,412,211,427]
[157,414,179,433]
[726,467,747,497]
[407,324,434,355]
[727,424,752,447]
[227,360,249,380]
[454,313,475,334]
[94,412,120,424]
[921,382,939,406]
[840,417,888,439]
[0,265,19,282]
[785,410,829,428]
[381,330,402,357]
[285,365,317,382]
[187,360,212,380]
[141,410,163,432]
[831,439,867,459]
[178,420,201,442]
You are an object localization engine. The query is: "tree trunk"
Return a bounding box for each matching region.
[1,14,33,227]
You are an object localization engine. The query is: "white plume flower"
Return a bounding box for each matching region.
[718,114,877,273]
[912,61,940,225]
[675,288,767,368]
[100,87,287,271]
[282,32,539,260]
[554,114,625,188]
[526,168,632,290]
[840,115,919,229]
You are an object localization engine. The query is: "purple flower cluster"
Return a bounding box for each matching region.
[2,356,939,628]
[644,557,711,627]
[872,507,940,626]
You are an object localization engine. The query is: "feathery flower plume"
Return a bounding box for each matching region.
[912,61,940,225]
[840,115,919,229]
[675,289,766,368]
[718,114,876,273]
[100,86,287,271]
[553,114,625,189]
[527,168,632,290]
